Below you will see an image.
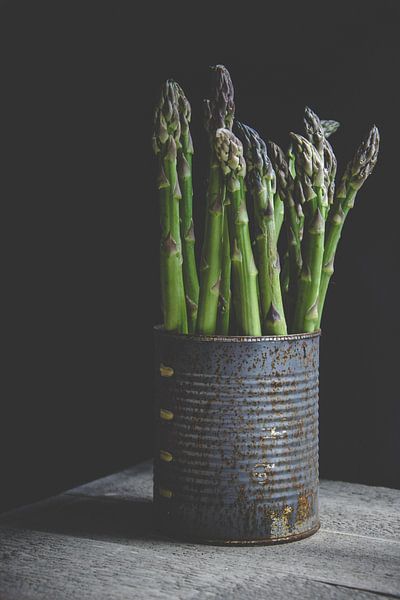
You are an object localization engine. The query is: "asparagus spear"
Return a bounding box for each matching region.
[321,119,340,138]
[323,138,337,207]
[297,203,305,241]
[197,65,235,335]
[173,82,199,333]
[287,143,296,179]
[280,251,290,298]
[236,123,287,335]
[153,80,188,333]
[250,135,285,240]
[268,141,302,321]
[304,107,338,217]
[215,128,261,335]
[274,194,285,242]
[289,109,336,180]
[290,133,327,333]
[304,106,325,160]
[317,126,380,326]
[216,211,231,334]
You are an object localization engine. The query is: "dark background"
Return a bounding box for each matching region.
[1,1,399,513]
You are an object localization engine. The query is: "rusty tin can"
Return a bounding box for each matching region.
[154,326,320,545]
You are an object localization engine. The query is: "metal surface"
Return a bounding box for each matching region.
[154,327,320,544]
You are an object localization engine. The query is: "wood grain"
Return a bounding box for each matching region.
[0,462,399,600]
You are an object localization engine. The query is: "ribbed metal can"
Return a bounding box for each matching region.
[153,326,320,545]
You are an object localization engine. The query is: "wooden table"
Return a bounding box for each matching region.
[0,461,399,599]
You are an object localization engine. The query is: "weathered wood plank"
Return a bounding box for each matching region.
[0,462,399,600]
[213,575,396,600]
[320,479,400,542]
[0,523,399,600]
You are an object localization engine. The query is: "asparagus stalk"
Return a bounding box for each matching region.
[304,106,325,160]
[249,135,284,238]
[173,83,199,333]
[304,107,338,217]
[290,133,327,333]
[153,81,188,333]
[280,250,290,298]
[297,203,305,241]
[216,211,231,334]
[268,141,302,321]
[287,143,296,179]
[236,123,287,335]
[317,126,380,326]
[323,138,337,207]
[215,128,261,335]
[274,194,285,242]
[197,65,235,335]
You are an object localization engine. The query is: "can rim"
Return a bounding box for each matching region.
[153,324,321,342]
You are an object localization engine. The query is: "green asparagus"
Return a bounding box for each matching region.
[287,143,296,179]
[305,107,338,215]
[323,138,337,207]
[153,80,188,333]
[197,65,235,335]
[290,133,327,333]
[173,82,199,333]
[153,64,380,339]
[321,119,340,138]
[274,194,285,242]
[237,123,287,335]
[216,211,231,334]
[317,126,380,326]
[215,128,261,335]
[268,141,302,321]
[304,106,325,160]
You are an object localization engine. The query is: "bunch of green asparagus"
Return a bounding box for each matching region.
[153,66,380,336]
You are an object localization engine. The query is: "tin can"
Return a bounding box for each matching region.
[154,326,320,545]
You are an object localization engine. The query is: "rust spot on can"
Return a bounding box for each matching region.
[153,326,320,544]
[296,492,312,525]
[282,505,294,529]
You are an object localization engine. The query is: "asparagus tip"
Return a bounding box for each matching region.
[153,79,181,154]
[204,65,235,135]
[321,119,341,138]
[215,128,246,178]
[304,107,324,153]
[348,124,380,190]
[235,121,274,182]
